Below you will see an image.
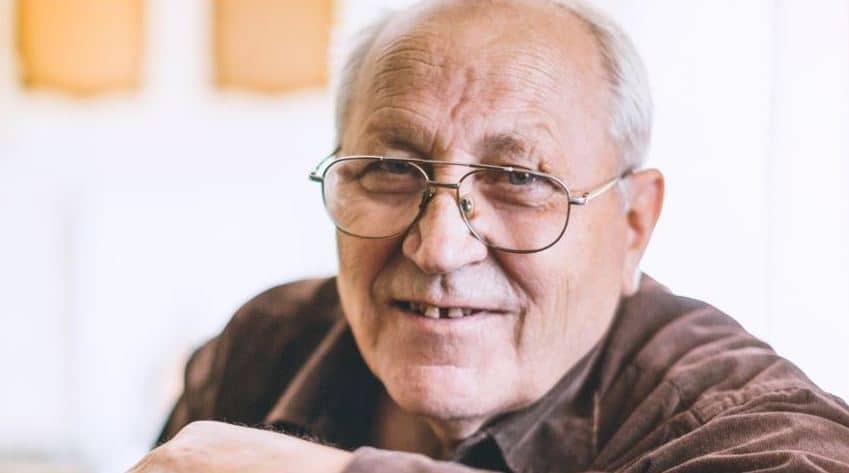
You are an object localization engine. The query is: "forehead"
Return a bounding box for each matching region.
[346,0,615,174]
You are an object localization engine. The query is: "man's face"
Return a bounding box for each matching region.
[336,1,633,434]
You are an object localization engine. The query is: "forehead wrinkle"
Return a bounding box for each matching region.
[367,32,450,102]
[490,48,561,97]
[365,17,569,121]
[349,0,612,173]
[432,58,562,160]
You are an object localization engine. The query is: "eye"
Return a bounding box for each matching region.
[470,169,562,208]
[377,160,415,174]
[358,159,425,194]
[507,171,536,185]
[357,159,418,179]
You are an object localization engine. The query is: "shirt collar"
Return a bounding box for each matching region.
[470,322,607,472]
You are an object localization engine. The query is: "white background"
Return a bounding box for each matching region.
[1,1,847,472]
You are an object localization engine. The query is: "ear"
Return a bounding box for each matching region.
[620,169,664,296]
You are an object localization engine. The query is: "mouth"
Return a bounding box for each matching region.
[392,300,495,319]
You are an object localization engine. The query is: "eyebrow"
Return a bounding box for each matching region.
[367,121,433,156]
[484,133,529,159]
[365,120,546,167]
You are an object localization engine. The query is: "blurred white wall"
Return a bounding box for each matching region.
[0,1,847,472]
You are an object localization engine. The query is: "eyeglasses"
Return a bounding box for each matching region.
[309,154,631,254]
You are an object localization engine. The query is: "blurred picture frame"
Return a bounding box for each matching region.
[213,0,333,93]
[16,0,145,96]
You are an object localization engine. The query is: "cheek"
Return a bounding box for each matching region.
[501,211,626,393]
[336,234,397,343]
[337,234,393,299]
[502,252,573,354]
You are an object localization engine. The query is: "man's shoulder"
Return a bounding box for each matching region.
[211,277,344,375]
[212,278,342,409]
[592,276,849,465]
[607,277,815,407]
[224,277,342,336]
[158,277,344,440]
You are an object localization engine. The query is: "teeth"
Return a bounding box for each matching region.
[403,301,478,319]
[423,305,440,319]
[447,308,464,319]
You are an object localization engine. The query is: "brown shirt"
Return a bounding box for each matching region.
[157,275,849,472]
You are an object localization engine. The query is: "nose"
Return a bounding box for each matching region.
[402,190,489,274]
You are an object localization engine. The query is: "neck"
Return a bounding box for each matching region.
[422,417,487,458]
[371,389,486,460]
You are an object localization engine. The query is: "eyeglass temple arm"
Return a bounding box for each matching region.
[568,169,634,205]
[309,148,341,182]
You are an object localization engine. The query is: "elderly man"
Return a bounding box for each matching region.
[131,0,849,472]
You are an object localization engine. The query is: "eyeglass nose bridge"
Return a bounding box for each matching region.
[418,180,475,219]
[425,180,460,191]
[419,180,461,204]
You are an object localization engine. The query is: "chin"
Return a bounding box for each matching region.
[381,362,505,421]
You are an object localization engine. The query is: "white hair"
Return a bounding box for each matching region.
[333,0,653,169]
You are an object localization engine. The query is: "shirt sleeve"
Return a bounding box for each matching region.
[343,447,501,473]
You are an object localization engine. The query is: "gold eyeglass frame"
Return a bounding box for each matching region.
[309,152,632,254]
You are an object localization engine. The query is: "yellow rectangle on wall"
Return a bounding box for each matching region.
[214,0,333,93]
[16,0,145,96]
